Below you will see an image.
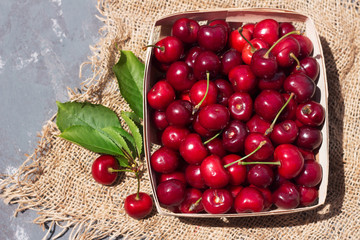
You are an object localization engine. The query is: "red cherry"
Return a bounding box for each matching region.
[299,186,318,206]
[156,179,186,206]
[279,93,298,121]
[150,146,179,173]
[153,111,168,131]
[165,100,193,127]
[185,164,206,189]
[254,89,284,122]
[202,188,233,214]
[222,120,248,153]
[272,181,300,209]
[291,56,320,81]
[184,46,203,69]
[242,23,255,35]
[247,164,274,188]
[250,185,273,210]
[246,114,271,135]
[229,27,252,52]
[179,188,204,213]
[283,73,316,103]
[189,80,218,108]
[253,19,279,45]
[234,187,264,213]
[152,36,184,63]
[279,22,296,37]
[228,92,253,122]
[296,126,323,150]
[180,133,208,165]
[222,154,247,186]
[257,70,286,91]
[205,137,227,158]
[228,65,257,93]
[147,80,175,111]
[91,155,119,185]
[292,34,313,59]
[200,155,230,188]
[159,171,187,185]
[221,49,243,75]
[198,104,230,131]
[161,125,190,150]
[295,160,323,187]
[250,48,278,79]
[124,192,153,219]
[193,51,221,80]
[172,18,200,44]
[214,79,234,106]
[192,112,216,138]
[296,101,325,127]
[209,19,231,35]
[271,36,300,67]
[298,148,316,161]
[242,38,269,65]
[270,120,299,145]
[198,24,228,52]
[274,144,304,179]
[166,61,196,91]
[244,133,274,161]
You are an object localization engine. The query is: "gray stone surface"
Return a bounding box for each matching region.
[0,0,101,239]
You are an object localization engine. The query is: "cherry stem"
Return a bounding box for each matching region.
[238,161,281,166]
[203,130,222,145]
[264,92,295,136]
[142,44,165,51]
[108,168,133,173]
[238,27,256,52]
[193,72,210,114]
[135,171,141,200]
[224,140,267,168]
[264,30,301,58]
[290,52,301,70]
[189,197,202,212]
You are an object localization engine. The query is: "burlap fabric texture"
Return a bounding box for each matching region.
[1,0,359,239]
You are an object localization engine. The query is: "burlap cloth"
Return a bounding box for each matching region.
[1,0,359,239]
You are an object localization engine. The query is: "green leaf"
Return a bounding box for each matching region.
[113,50,144,119]
[121,111,143,157]
[56,101,121,132]
[102,126,132,157]
[116,156,130,168]
[60,125,124,156]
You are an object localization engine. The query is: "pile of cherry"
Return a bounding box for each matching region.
[147,18,324,214]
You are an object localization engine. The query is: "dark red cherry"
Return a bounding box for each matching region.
[274,144,304,179]
[166,61,196,91]
[295,160,323,187]
[180,133,208,165]
[270,120,299,145]
[257,70,286,91]
[165,100,193,127]
[283,73,316,103]
[250,185,273,210]
[159,171,187,185]
[192,112,216,138]
[185,164,206,189]
[147,80,175,111]
[214,79,234,106]
[161,126,190,150]
[292,56,320,81]
[153,111,168,131]
[254,89,284,122]
[279,22,296,37]
[229,27,252,52]
[184,46,203,69]
[198,104,230,131]
[244,133,274,161]
[209,19,231,35]
[298,148,316,161]
[221,49,243,75]
[272,181,300,209]
[222,120,248,153]
[179,188,204,213]
[198,24,228,52]
[253,19,279,45]
[150,146,179,173]
[292,34,313,59]
[299,186,318,206]
[205,137,227,158]
[271,36,300,67]
[156,179,186,206]
[228,92,253,121]
[222,154,247,186]
[246,115,271,135]
[189,80,218,108]
[152,36,184,63]
[172,18,200,44]
[296,126,323,150]
[242,38,269,65]
[200,155,230,188]
[228,65,257,93]
[193,51,221,80]
[247,164,274,188]
[234,187,264,213]
[250,48,278,79]
[202,188,233,214]
[279,93,298,121]
[296,101,325,127]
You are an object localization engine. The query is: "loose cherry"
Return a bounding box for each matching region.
[147,80,175,111]
[250,48,278,79]
[205,137,227,158]
[244,133,274,161]
[295,160,323,187]
[242,37,269,65]
[222,154,247,186]
[291,56,320,81]
[172,18,200,44]
[270,36,300,67]
[161,125,190,150]
[246,114,271,134]
[92,155,120,185]
[234,187,264,213]
[189,79,218,108]
[180,133,208,165]
[208,19,231,35]
[254,89,284,122]
[200,155,230,188]
[156,179,186,206]
[150,146,179,173]
[124,192,153,219]
[250,185,273,210]
[202,189,233,214]
[242,23,255,35]
[159,171,187,185]
[292,34,313,59]
[257,70,286,91]
[270,120,299,145]
[184,46,203,69]
[279,22,296,37]
[279,93,298,121]
[192,112,216,138]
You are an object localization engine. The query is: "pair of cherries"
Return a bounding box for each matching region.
[147,17,324,214]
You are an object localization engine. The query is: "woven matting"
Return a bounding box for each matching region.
[1,0,360,239]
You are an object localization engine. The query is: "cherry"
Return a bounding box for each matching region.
[296,126,323,150]
[228,65,257,93]
[257,70,286,91]
[291,56,320,81]
[244,133,274,161]
[189,79,218,108]
[172,18,200,44]
[234,187,264,213]
[221,49,243,75]
[156,179,186,206]
[208,19,231,35]
[283,73,316,103]
[229,27,252,52]
[198,24,228,52]
[274,144,304,179]
[150,36,184,64]
[150,146,179,173]
[165,100,193,127]
[198,104,230,131]
[159,171,187,185]
[292,34,313,59]
[270,36,300,67]
[200,155,230,188]
[180,188,204,213]
[214,79,234,106]
[184,46,203,69]
[279,93,298,121]
[270,120,299,145]
[242,38,269,65]
[192,112,216,138]
[279,22,296,37]
[243,23,255,35]
[202,188,233,214]
[250,185,273,210]
[205,137,227,158]
[147,80,175,111]
[299,186,318,206]
[247,164,274,188]
[246,114,271,134]
[222,120,248,153]
[193,51,221,80]
[153,111,168,131]
[253,19,279,45]
[228,185,244,199]
[185,164,206,189]
[254,89,284,122]
[298,148,316,161]
[166,61,196,91]
[296,101,325,127]
[91,155,119,185]
[250,48,278,79]
[272,181,300,209]
[180,133,208,165]
[222,154,247,186]
[124,192,153,219]
[228,92,253,121]
[295,160,323,187]
[161,125,190,150]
